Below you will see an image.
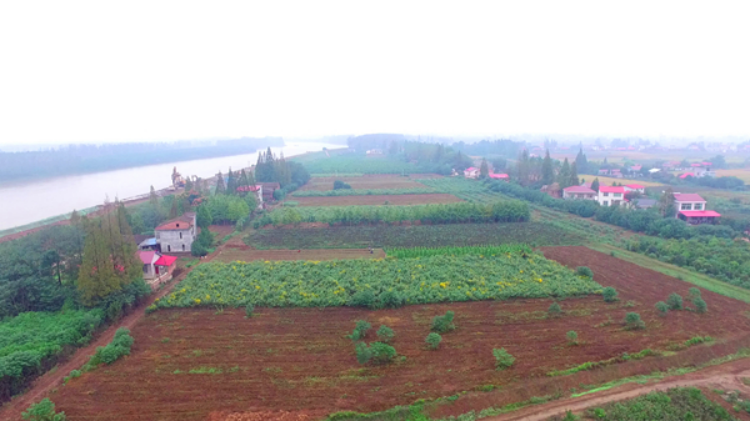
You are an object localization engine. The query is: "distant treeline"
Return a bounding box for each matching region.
[0,137,284,183]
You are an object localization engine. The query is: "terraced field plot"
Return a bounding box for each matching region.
[292,193,462,207]
[298,175,437,191]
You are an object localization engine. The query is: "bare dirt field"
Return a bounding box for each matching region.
[47,245,750,421]
[297,174,440,191]
[293,193,462,207]
[213,247,386,262]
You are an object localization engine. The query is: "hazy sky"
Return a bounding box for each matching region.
[1,0,749,145]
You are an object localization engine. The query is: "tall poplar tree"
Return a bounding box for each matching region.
[479,158,489,178]
[226,168,236,195]
[591,178,600,192]
[215,171,226,195]
[558,158,571,189]
[541,150,554,185]
[569,160,579,187]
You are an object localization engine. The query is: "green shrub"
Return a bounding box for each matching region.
[86,327,133,368]
[563,410,579,421]
[566,331,578,345]
[349,290,375,309]
[693,298,707,314]
[347,320,371,341]
[333,180,352,190]
[689,287,702,300]
[431,311,456,333]
[548,302,562,317]
[22,398,65,421]
[667,293,683,310]
[655,301,668,316]
[370,342,397,364]
[69,369,81,379]
[376,325,395,343]
[493,348,515,370]
[245,303,255,318]
[624,312,645,330]
[355,342,371,364]
[426,332,442,350]
[576,266,594,278]
[591,408,606,420]
[602,287,618,302]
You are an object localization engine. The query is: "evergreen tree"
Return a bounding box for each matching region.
[479,158,489,178]
[196,205,212,228]
[215,171,226,195]
[569,160,579,186]
[591,178,600,192]
[558,158,571,189]
[575,147,588,173]
[541,150,554,185]
[659,187,676,217]
[516,150,530,185]
[226,168,236,195]
[149,185,159,208]
[247,168,256,185]
[114,203,141,283]
[78,218,119,306]
[238,169,249,188]
[70,209,81,226]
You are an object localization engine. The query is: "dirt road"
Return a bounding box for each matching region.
[0,244,223,420]
[489,357,750,421]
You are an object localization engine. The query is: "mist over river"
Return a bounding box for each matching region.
[0,142,339,231]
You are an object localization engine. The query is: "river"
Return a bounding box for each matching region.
[0,142,340,231]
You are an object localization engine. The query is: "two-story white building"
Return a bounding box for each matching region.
[154,212,196,253]
[598,186,627,207]
[673,193,721,224]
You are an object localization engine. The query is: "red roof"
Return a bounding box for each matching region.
[598,186,626,193]
[154,255,178,267]
[488,173,509,179]
[155,221,193,231]
[138,251,157,265]
[464,167,478,172]
[678,173,695,179]
[563,186,596,194]
[236,185,261,192]
[680,210,721,218]
[673,193,705,202]
[625,184,645,189]
[702,162,712,166]
[690,163,703,167]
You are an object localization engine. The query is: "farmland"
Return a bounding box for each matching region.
[297,175,436,191]
[291,194,463,207]
[152,251,600,309]
[245,222,586,250]
[715,169,750,183]
[213,247,387,263]
[48,247,750,420]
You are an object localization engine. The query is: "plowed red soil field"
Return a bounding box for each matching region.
[49,256,750,422]
[298,175,439,191]
[293,193,462,206]
[213,247,386,262]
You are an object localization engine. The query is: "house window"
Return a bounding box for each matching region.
[182,244,186,251]
[614,193,622,197]
[167,245,171,252]
[694,203,703,210]
[681,203,692,210]
[180,232,182,239]
[603,192,609,197]
[143,264,148,273]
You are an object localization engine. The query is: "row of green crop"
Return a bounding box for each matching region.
[151,252,602,310]
[291,187,438,197]
[386,245,532,259]
[259,201,530,227]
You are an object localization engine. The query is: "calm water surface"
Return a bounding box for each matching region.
[0,143,339,231]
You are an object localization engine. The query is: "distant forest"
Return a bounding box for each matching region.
[0,137,284,184]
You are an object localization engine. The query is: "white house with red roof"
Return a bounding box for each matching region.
[673,193,720,224]
[597,186,627,207]
[154,212,196,253]
[623,184,645,194]
[463,167,480,179]
[563,185,597,200]
[138,251,178,286]
[236,184,264,208]
[488,173,509,180]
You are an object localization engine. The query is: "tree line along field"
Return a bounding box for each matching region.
[289,193,463,207]
[245,222,586,249]
[47,246,750,420]
[212,247,387,263]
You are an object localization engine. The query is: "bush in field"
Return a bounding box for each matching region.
[355,342,371,364]
[349,290,375,309]
[602,287,618,302]
[377,290,405,309]
[431,311,456,333]
[693,297,707,314]
[566,331,579,345]
[493,348,515,370]
[22,398,65,421]
[376,325,395,343]
[548,302,562,317]
[667,293,683,310]
[655,301,668,316]
[624,312,645,330]
[86,327,133,368]
[426,332,442,350]
[347,320,371,341]
[369,342,397,364]
[575,266,594,278]
[333,180,352,190]
[244,304,255,318]
[689,287,702,300]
